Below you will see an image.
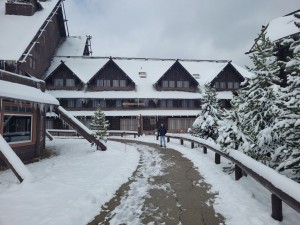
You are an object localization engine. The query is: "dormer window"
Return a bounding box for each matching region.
[66,79,75,87]
[113,80,119,87]
[120,80,126,87]
[54,78,63,87]
[169,81,175,88]
[183,81,189,88]
[162,80,168,87]
[177,81,183,87]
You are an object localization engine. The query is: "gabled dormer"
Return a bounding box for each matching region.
[88,59,135,91]
[44,61,83,90]
[154,60,199,92]
[210,62,245,91]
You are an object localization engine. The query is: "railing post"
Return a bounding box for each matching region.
[121,132,123,137]
[156,135,159,140]
[235,164,243,180]
[271,194,283,221]
[215,153,220,164]
[134,134,136,138]
[203,146,207,154]
[191,142,194,149]
[180,139,184,145]
[167,137,170,142]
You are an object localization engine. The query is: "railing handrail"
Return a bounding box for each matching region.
[165,133,300,221]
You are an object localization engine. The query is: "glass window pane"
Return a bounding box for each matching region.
[97,79,104,87]
[113,80,119,87]
[169,81,175,88]
[162,80,168,87]
[66,79,75,87]
[3,115,32,143]
[120,80,126,87]
[228,82,234,89]
[54,78,63,86]
[234,82,240,89]
[177,81,183,87]
[183,81,189,88]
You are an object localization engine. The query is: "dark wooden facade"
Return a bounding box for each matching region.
[1,0,67,79]
[155,61,199,92]
[88,59,136,91]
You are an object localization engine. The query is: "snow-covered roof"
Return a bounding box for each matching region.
[0,0,60,61]
[46,57,108,84]
[0,80,59,105]
[67,110,200,117]
[55,36,87,57]
[266,13,300,42]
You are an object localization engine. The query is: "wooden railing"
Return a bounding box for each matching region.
[47,129,139,138]
[165,134,300,222]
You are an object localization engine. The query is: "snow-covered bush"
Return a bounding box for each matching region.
[90,107,109,143]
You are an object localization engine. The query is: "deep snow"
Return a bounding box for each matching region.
[0,135,299,225]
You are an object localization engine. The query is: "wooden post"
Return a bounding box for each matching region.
[203,146,207,154]
[235,164,243,180]
[271,194,283,221]
[180,139,184,145]
[215,153,220,164]
[167,137,170,142]
[156,135,159,140]
[191,142,194,149]
[134,133,136,138]
[121,132,123,137]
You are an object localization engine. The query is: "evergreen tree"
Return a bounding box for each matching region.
[273,13,300,182]
[90,107,109,143]
[191,83,223,141]
[236,31,282,164]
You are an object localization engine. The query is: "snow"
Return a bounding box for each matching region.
[266,14,300,42]
[56,106,93,135]
[0,79,59,105]
[0,0,60,60]
[0,134,33,182]
[55,36,88,57]
[0,135,299,225]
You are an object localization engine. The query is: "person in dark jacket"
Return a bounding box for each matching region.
[158,123,167,147]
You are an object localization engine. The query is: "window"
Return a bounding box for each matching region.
[220,82,226,89]
[66,79,75,87]
[183,81,189,88]
[93,99,106,108]
[29,57,36,69]
[75,99,82,108]
[177,81,183,88]
[160,100,166,107]
[67,99,75,108]
[182,100,188,107]
[116,100,122,108]
[234,82,240,89]
[188,100,194,108]
[3,115,32,143]
[169,81,175,88]
[228,82,234,89]
[215,82,220,89]
[120,119,138,131]
[168,118,195,132]
[113,80,119,87]
[167,100,173,107]
[120,80,126,87]
[162,80,168,87]
[104,80,110,87]
[54,78,63,86]
[97,79,104,87]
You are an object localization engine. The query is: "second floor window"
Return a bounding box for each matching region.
[116,99,122,108]
[120,80,126,87]
[183,81,189,88]
[169,81,175,88]
[67,99,75,108]
[66,79,75,87]
[177,81,183,87]
[162,80,168,87]
[54,78,63,87]
[97,79,111,87]
[234,82,240,89]
[228,82,234,89]
[113,80,119,87]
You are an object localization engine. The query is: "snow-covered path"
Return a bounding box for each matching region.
[88,141,223,225]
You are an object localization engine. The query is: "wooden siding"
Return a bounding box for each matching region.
[17,2,66,79]
[88,59,135,91]
[45,63,83,90]
[211,63,245,91]
[155,61,198,92]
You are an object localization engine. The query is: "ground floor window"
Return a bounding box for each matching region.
[3,114,32,143]
[168,118,195,132]
[120,118,138,131]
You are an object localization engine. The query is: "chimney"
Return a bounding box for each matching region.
[5,0,43,16]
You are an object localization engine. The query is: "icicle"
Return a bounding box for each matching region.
[39,103,45,113]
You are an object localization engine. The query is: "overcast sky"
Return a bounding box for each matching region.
[64,0,299,68]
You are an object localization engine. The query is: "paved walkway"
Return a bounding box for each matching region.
[88,140,225,225]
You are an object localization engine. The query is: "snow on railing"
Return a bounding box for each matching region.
[165,133,300,222]
[0,134,33,183]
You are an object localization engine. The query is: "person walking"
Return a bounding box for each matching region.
[158,123,167,147]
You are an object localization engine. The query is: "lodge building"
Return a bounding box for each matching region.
[44,52,252,133]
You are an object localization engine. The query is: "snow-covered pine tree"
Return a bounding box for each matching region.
[191,83,223,142]
[237,31,282,163]
[90,107,109,143]
[272,13,300,182]
[217,105,252,153]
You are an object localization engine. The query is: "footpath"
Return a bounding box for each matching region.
[88,140,225,225]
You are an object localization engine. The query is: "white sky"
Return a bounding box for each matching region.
[64,0,300,67]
